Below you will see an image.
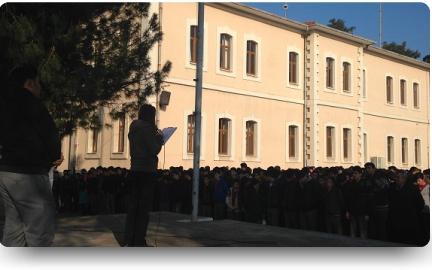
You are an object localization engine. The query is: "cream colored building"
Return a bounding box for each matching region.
[58,2,430,172]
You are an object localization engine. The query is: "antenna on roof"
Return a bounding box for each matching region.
[379,3,383,47]
[283,3,288,18]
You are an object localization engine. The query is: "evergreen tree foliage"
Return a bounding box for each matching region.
[0,3,171,137]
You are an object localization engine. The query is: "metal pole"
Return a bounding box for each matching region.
[191,2,204,222]
[379,3,382,47]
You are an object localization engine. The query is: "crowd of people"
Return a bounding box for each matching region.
[51,162,430,246]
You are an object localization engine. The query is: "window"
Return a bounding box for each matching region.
[190,25,198,64]
[289,52,298,84]
[245,121,257,157]
[362,69,367,98]
[220,34,232,71]
[187,114,195,154]
[326,57,335,88]
[326,126,335,159]
[288,125,298,159]
[363,133,368,164]
[87,129,98,154]
[400,79,406,106]
[342,62,351,92]
[386,76,393,104]
[246,40,257,76]
[415,139,421,165]
[401,138,408,164]
[343,128,351,160]
[117,114,126,153]
[413,83,419,108]
[387,136,394,164]
[218,118,231,155]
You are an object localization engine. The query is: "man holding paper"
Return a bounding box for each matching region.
[124,104,164,247]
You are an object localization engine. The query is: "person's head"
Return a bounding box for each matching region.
[138,104,156,125]
[8,64,41,97]
[396,171,408,188]
[352,166,362,182]
[325,177,335,190]
[364,162,376,176]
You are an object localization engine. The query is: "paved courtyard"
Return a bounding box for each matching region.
[52,212,402,247]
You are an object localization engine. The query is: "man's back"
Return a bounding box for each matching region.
[0,87,61,174]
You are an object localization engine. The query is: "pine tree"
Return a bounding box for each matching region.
[327,18,356,34]
[0,3,171,137]
[382,41,421,59]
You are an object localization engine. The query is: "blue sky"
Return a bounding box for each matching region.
[244,2,430,58]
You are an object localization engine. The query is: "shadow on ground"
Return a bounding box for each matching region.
[52,212,404,247]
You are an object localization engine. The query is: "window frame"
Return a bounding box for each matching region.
[242,117,261,162]
[110,113,129,160]
[413,82,420,109]
[387,136,395,165]
[341,127,352,163]
[401,137,408,165]
[400,78,407,107]
[325,57,336,90]
[286,122,302,163]
[183,110,206,160]
[325,124,337,161]
[342,61,351,93]
[386,75,394,104]
[414,138,421,166]
[214,113,235,161]
[185,18,208,71]
[242,34,262,82]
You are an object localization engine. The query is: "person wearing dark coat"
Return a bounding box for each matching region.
[388,171,425,246]
[243,178,264,224]
[345,166,373,239]
[298,168,323,231]
[364,163,391,241]
[282,171,300,229]
[323,177,345,235]
[124,104,163,247]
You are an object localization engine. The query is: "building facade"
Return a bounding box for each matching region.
[58,2,430,172]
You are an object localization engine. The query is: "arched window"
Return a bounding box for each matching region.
[246,40,258,76]
[187,114,195,154]
[218,118,231,155]
[326,57,335,88]
[220,34,232,71]
[289,52,299,84]
[386,76,393,104]
[245,121,257,157]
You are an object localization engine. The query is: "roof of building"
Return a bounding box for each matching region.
[207,2,429,70]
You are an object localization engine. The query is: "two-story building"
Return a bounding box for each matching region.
[58,2,429,172]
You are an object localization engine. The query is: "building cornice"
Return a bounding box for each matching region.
[206,2,307,34]
[207,2,430,71]
[366,46,430,70]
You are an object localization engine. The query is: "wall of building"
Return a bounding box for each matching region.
[58,3,429,172]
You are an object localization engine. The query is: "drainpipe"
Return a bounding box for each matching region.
[155,2,163,128]
[303,26,309,168]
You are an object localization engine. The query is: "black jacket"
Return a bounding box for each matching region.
[0,88,61,174]
[128,119,163,172]
[388,182,425,245]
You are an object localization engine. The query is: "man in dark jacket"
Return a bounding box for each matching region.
[124,104,163,247]
[345,166,373,239]
[388,171,425,245]
[364,162,391,241]
[0,65,62,246]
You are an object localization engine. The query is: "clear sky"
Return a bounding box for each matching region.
[244,2,430,58]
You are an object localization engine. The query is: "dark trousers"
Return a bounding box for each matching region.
[300,209,318,231]
[369,206,388,241]
[266,208,280,226]
[124,171,156,247]
[284,210,299,229]
[325,214,343,235]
